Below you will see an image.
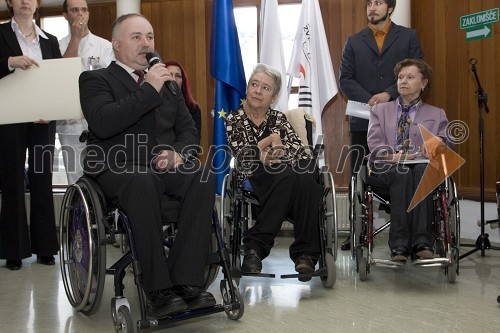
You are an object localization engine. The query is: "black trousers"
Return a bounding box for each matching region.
[0,122,58,260]
[370,162,434,250]
[350,130,369,174]
[245,161,322,262]
[96,162,215,293]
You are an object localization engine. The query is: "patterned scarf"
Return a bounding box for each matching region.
[396,98,420,150]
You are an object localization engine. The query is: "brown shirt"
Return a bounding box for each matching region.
[369,20,392,53]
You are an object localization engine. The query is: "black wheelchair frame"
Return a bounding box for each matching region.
[350,164,460,282]
[59,176,244,332]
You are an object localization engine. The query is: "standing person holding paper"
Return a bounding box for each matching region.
[0,0,62,270]
[338,0,423,250]
[57,0,114,185]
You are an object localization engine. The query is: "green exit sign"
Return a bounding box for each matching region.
[460,8,498,29]
[460,8,498,41]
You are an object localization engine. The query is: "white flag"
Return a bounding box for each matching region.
[287,0,338,140]
[259,0,288,112]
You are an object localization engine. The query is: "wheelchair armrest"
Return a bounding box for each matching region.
[79,130,89,143]
[312,143,324,160]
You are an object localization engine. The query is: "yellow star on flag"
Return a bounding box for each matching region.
[218,108,226,119]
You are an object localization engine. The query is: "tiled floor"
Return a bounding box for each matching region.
[1,235,499,333]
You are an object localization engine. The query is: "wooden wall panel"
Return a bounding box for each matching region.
[413,0,500,200]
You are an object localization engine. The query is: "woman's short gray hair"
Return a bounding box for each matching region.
[249,63,282,95]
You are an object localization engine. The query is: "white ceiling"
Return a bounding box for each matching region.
[0,0,109,13]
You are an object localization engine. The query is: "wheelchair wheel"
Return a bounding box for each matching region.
[203,217,221,290]
[221,172,242,285]
[358,256,369,281]
[220,279,244,320]
[355,247,363,273]
[321,167,338,261]
[446,178,460,282]
[321,252,336,288]
[59,178,107,315]
[446,248,458,283]
[350,174,363,261]
[114,305,134,333]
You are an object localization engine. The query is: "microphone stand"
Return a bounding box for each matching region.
[459,58,500,260]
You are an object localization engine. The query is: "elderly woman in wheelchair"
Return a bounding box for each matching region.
[225,63,324,280]
[366,59,450,263]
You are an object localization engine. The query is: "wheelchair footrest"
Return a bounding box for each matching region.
[411,257,450,267]
[139,305,228,329]
[372,258,405,268]
[242,272,276,278]
[281,267,327,280]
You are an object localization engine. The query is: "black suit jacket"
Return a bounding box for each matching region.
[0,22,62,79]
[339,22,423,131]
[79,61,198,175]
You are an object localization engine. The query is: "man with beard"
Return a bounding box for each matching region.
[338,0,423,250]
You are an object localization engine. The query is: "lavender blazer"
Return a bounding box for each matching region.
[367,100,448,160]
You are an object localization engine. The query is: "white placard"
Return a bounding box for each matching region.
[346,100,371,120]
[0,57,82,125]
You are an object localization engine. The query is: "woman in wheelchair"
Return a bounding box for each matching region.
[225,63,323,279]
[367,58,448,262]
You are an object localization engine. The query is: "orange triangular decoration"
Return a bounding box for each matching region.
[408,124,465,212]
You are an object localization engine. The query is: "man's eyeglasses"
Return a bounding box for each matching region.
[68,7,89,14]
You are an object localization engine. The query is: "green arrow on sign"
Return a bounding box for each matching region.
[466,24,492,41]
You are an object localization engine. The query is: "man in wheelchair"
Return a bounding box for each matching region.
[366,59,448,263]
[78,14,216,317]
[225,64,323,280]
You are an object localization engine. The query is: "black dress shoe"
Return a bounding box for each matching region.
[294,255,316,282]
[146,288,188,318]
[341,235,351,251]
[241,249,262,274]
[390,246,409,262]
[173,285,216,310]
[6,260,22,270]
[413,243,434,259]
[37,255,55,266]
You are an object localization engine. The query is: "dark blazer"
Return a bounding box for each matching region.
[79,62,198,175]
[0,22,62,78]
[367,100,448,160]
[339,22,423,131]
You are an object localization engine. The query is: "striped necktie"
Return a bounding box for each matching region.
[133,70,145,85]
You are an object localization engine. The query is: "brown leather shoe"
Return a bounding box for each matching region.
[391,246,409,262]
[413,244,434,259]
[295,255,316,282]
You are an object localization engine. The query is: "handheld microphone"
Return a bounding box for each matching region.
[145,52,177,96]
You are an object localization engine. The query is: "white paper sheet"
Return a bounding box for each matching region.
[0,57,82,125]
[345,100,371,120]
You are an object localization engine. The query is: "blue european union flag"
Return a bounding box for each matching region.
[210,0,246,195]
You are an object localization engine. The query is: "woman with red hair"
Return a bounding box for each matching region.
[165,61,202,141]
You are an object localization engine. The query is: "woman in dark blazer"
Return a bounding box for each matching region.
[0,0,61,270]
